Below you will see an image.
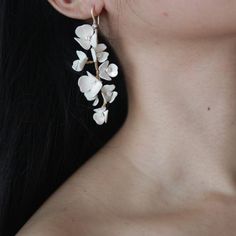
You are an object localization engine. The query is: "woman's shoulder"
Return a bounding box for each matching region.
[16,191,236,236]
[16,148,236,236]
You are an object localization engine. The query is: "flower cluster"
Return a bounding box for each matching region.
[72,24,118,125]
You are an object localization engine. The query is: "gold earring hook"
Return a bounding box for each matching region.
[91,6,100,27]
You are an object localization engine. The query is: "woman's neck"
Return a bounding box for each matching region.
[104,35,236,197]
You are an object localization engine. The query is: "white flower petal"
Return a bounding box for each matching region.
[85,80,102,99]
[90,32,98,48]
[91,80,103,95]
[72,51,88,72]
[106,64,118,77]
[93,107,109,125]
[72,60,84,72]
[102,84,115,92]
[84,93,96,101]
[101,85,114,101]
[86,71,98,81]
[75,24,94,39]
[72,59,80,71]
[99,61,111,81]
[78,76,93,93]
[93,112,105,125]
[93,97,99,106]
[78,72,96,93]
[99,71,112,81]
[91,48,97,62]
[101,85,117,104]
[97,52,109,63]
[99,60,109,71]
[74,37,91,50]
[96,44,107,52]
[94,107,106,113]
[110,91,118,103]
[76,50,87,60]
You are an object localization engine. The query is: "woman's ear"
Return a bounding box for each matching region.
[47,0,104,19]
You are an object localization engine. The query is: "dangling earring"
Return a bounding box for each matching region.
[72,7,119,125]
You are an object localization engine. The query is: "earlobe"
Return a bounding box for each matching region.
[47,0,104,20]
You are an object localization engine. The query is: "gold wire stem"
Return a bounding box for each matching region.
[95,61,100,81]
[91,7,100,81]
[86,60,94,64]
[91,7,100,27]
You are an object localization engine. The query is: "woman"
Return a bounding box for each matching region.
[2,0,236,235]
[0,0,126,235]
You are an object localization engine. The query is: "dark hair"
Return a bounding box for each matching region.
[0,1,128,235]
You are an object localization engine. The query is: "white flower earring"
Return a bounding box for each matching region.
[72,7,119,125]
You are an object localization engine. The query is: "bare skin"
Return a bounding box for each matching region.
[17,0,236,235]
